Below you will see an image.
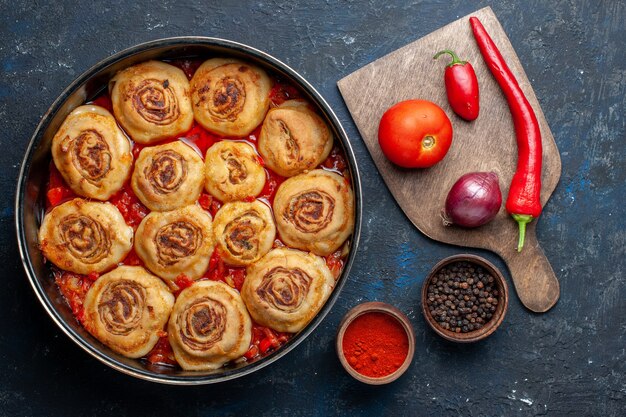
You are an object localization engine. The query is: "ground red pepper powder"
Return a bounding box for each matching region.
[342,312,409,378]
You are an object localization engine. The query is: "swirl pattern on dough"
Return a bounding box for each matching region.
[134,205,214,281]
[110,60,194,144]
[258,100,333,177]
[273,170,354,256]
[204,141,266,202]
[60,214,111,264]
[212,201,276,266]
[131,141,204,211]
[38,199,133,274]
[51,105,132,200]
[168,280,252,370]
[83,266,174,358]
[241,248,334,333]
[190,58,271,137]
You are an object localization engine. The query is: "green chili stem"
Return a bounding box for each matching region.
[512,214,534,252]
[433,49,466,66]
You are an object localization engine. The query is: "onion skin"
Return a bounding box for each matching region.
[442,172,502,228]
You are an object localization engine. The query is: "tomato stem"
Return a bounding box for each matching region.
[422,135,436,149]
[433,49,466,67]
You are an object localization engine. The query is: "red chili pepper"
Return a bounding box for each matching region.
[470,17,543,251]
[433,49,480,121]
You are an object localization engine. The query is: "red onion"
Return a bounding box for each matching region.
[442,172,502,228]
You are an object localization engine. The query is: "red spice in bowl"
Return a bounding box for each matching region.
[337,302,415,385]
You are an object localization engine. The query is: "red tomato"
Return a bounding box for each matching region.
[378,100,453,168]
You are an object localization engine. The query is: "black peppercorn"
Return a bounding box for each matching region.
[425,261,500,334]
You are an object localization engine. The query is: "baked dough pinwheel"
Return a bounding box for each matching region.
[212,201,276,266]
[190,58,271,137]
[134,205,214,281]
[51,105,132,200]
[204,141,266,202]
[38,199,133,274]
[273,170,354,256]
[109,60,194,144]
[131,141,204,212]
[241,248,334,333]
[258,100,333,177]
[168,280,252,371]
[83,266,174,358]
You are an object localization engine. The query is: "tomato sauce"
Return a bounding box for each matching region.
[109,183,149,231]
[168,59,204,81]
[146,333,177,366]
[258,170,286,205]
[53,269,95,325]
[121,248,144,267]
[45,59,351,368]
[90,94,113,112]
[269,76,302,105]
[46,162,77,210]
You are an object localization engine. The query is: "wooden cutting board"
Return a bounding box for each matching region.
[338,6,561,313]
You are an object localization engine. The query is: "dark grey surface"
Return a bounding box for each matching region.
[1,0,624,416]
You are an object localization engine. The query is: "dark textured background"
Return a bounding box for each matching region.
[1,0,624,416]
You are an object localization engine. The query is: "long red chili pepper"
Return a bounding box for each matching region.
[470,16,542,252]
[433,49,480,121]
